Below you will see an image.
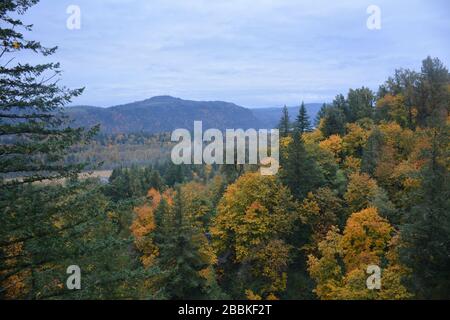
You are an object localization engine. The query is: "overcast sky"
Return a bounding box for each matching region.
[18,0,450,108]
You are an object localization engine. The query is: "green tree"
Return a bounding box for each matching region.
[281,131,325,200]
[361,128,384,176]
[315,103,329,126]
[153,188,223,299]
[332,94,350,121]
[416,56,450,127]
[400,125,450,299]
[0,0,98,185]
[347,87,375,122]
[0,181,149,299]
[296,102,311,133]
[278,105,291,137]
[149,170,164,191]
[321,107,346,138]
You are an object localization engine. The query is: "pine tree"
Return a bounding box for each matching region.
[149,170,164,191]
[154,188,219,299]
[400,125,450,299]
[296,102,311,133]
[0,181,150,299]
[280,130,325,200]
[315,103,329,126]
[332,94,350,121]
[0,0,98,186]
[164,163,184,187]
[278,105,291,137]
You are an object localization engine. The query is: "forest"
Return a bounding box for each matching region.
[1,0,449,300]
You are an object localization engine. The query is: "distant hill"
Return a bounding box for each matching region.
[66,96,322,134]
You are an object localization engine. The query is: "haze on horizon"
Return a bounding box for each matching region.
[20,0,450,108]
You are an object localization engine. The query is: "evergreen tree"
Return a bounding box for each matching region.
[0,181,149,299]
[296,102,311,133]
[315,103,329,126]
[154,189,220,299]
[280,130,325,200]
[278,105,291,137]
[320,107,346,137]
[149,170,164,191]
[400,125,450,299]
[0,0,98,186]
[332,94,350,121]
[164,163,184,187]
[416,56,450,127]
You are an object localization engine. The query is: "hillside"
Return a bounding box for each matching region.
[66,96,321,134]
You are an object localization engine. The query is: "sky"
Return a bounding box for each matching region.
[17,0,450,108]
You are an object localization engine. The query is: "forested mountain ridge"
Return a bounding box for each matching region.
[66,96,320,133]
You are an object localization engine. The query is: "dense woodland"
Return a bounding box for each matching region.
[1,0,449,300]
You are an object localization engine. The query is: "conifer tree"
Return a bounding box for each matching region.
[0,181,149,299]
[280,130,325,200]
[278,105,291,137]
[296,102,311,133]
[321,107,346,138]
[154,188,220,299]
[315,103,329,126]
[0,0,98,186]
[400,125,450,299]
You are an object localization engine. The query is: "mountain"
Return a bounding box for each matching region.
[66,96,322,134]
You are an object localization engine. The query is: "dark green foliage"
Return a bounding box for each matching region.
[280,131,325,200]
[315,103,329,126]
[107,165,167,200]
[400,126,450,299]
[347,87,375,122]
[278,105,291,137]
[416,57,450,127]
[0,181,150,299]
[332,94,350,121]
[361,127,384,176]
[153,189,223,299]
[296,102,312,134]
[164,163,185,187]
[320,107,346,137]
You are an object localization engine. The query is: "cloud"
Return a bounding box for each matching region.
[17,0,450,107]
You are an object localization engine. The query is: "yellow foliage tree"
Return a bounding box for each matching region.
[344,172,379,213]
[342,123,369,157]
[307,208,411,299]
[319,134,343,161]
[211,172,296,297]
[343,155,361,175]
